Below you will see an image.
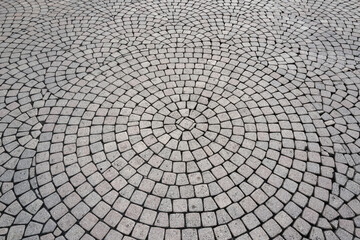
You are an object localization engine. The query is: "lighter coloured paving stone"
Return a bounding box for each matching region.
[0,0,360,239]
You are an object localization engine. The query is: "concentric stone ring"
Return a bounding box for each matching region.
[1,0,359,239]
[31,47,331,239]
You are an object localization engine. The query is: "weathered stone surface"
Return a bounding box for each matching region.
[0,0,359,239]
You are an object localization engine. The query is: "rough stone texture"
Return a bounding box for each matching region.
[0,0,359,239]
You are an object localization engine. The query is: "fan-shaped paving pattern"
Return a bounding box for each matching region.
[0,0,360,239]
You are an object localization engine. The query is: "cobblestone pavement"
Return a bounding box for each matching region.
[1,0,360,239]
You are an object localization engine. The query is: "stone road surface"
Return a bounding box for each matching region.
[1,0,360,239]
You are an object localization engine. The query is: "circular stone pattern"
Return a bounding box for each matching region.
[2,0,359,239]
[35,48,336,239]
[116,84,244,163]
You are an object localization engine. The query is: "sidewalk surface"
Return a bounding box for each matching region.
[0,0,360,239]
